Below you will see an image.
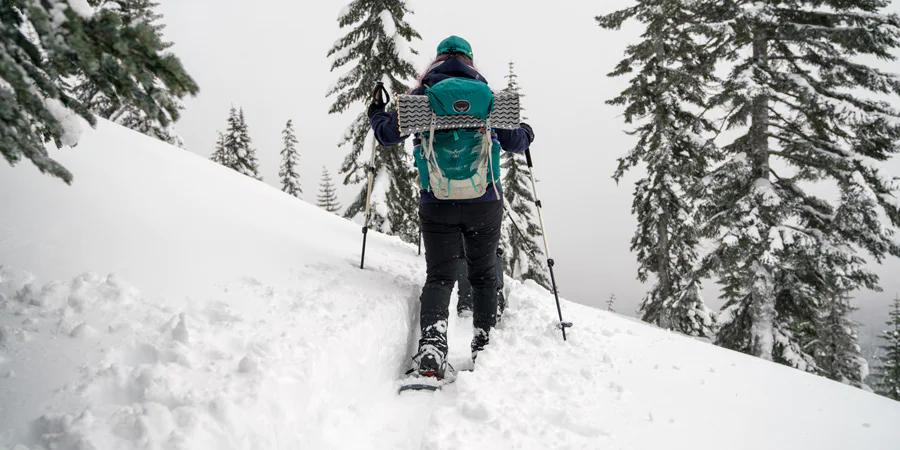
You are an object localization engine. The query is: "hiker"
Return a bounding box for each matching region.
[367,36,533,379]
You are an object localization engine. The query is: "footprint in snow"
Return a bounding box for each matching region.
[608,381,625,393]
[69,322,98,339]
[458,401,492,422]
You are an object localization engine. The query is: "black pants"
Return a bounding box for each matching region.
[419,201,502,331]
[456,244,504,312]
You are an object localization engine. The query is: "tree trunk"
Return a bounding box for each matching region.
[748,28,776,361]
[657,201,672,304]
[652,36,673,328]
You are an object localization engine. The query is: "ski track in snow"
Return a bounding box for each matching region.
[1,119,899,449]
[3,261,899,449]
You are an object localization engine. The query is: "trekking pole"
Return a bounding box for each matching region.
[360,82,389,270]
[418,227,423,256]
[524,148,573,340]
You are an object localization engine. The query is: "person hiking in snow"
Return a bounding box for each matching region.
[367,36,533,379]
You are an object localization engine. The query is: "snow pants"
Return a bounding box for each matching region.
[456,244,504,314]
[419,201,502,331]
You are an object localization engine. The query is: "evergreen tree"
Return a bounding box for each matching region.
[70,0,186,148]
[213,107,261,180]
[799,188,880,384]
[499,61,549,289]
[210,131,230,166]
[327,0,421,244]
[279,120,302,198]
[813,292,869,388]
[607,294,616,313]
[317,166,342,214]
[695,0,900,366]
[875,295,900,400]
[597,0,718,338]
[1,0,198,184]
[504,61,527,121]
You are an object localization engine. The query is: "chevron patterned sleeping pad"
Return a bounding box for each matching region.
[397,90,520,135]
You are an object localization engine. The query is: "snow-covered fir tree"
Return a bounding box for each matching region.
[326,0,421,244]
[800,186,883,384]
[875,295,900,400]
[317,166,342,214]
[279,120,302,198]
[696,0,900,366]
[70,0,188,148]
[210,132,230,167]
[814,292,868,388]
[597,0,718,338]
[504,61,527,122]
[499,61,548,289]
[0,0,198,184]
[212,107,261,181]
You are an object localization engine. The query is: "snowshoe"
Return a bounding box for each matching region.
[399,320,449,394]
[400,355,454,393]
[399,377,444,393]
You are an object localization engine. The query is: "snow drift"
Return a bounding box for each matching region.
[1,120,899,449]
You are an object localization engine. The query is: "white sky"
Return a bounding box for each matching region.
[155,0,900,340]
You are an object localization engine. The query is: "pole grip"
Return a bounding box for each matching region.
[373,81,390,104]
[525,148,534,168]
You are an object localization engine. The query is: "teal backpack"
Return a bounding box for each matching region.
[413,78,502,200]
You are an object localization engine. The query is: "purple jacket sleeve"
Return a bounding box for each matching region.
[370,111,407,147]
[495,128,531,153]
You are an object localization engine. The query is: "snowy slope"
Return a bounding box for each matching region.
[1,120,899,450]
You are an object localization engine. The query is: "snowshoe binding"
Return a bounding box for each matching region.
[400,320,450,393]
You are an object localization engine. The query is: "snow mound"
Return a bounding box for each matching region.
[1,120,899,449]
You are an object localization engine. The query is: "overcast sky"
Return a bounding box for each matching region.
[155,0,900,342]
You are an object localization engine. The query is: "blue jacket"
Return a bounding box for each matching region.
[369,58,532,203]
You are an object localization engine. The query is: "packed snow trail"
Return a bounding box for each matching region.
[1,120,899,449]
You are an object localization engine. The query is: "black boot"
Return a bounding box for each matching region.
[456,245,474,317]
[471,325,490,361]
[457,302,473,318]
[496,287,506,323]
[415,319,448,378]
[494,247,506,323]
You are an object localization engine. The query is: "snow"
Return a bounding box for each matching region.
[852,171,880,204]
[50,4,68,27]
[329,42,354,64]
[2,120,900,449]
[753,177,781,207]
[879,193,900,209]
[722,234,739,246]
[337,4,351,21]
[379,10,397,37]
[66,0,94,19]
[369,166,391,226]
[393,34,413,62]
[43,98,85,147]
